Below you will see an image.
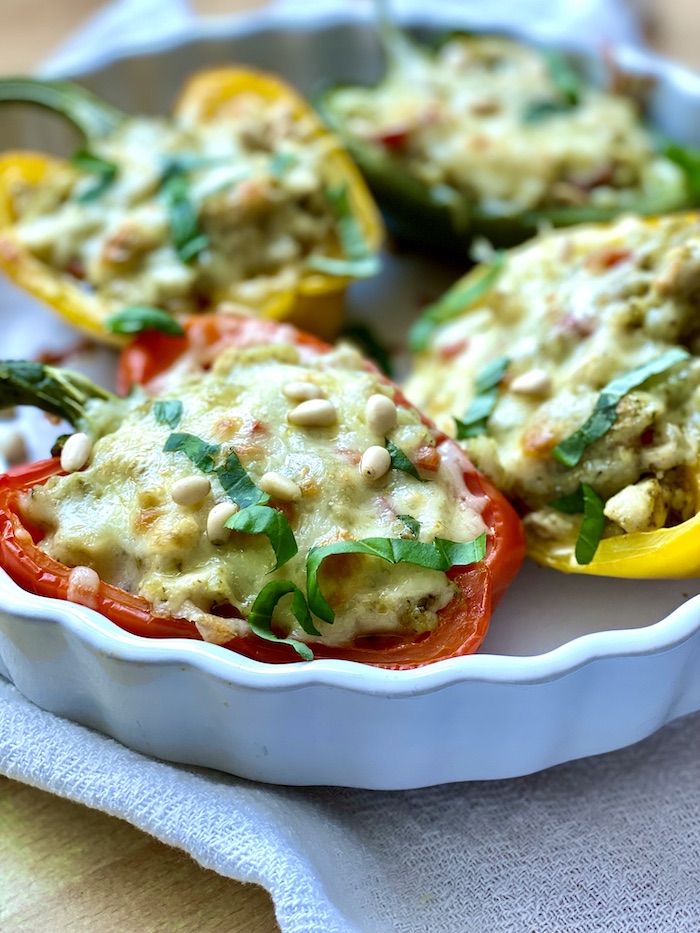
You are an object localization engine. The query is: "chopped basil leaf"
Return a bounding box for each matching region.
[164,432,219,473]
[161,154,214,179]
[71,149,117,202]
[248,581,317,657]
[386,439,425,482]
[658,140,700,201]
[50,433,70,458]
[154,399,183,429]
[552,348,689,467]
[542,49,581,105]
[226,504,298,571]
[550,486,585,514]
[105,305,185,336]
[269,151,298,178]
[409,253,505,352]
[162,172,209,263]
[327,184,367,259]
[552,482,605,565]
[306,255,380,278]
[454,355,510,440]
[308,183,380,279]
[307,532,486,624]
[340,322,393,376]
[216,450,270,509]
[523,99,576,123]
[575,484,606,564]
[398,514,420,537]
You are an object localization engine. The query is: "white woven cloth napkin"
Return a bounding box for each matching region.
[3,678,700,932]
[4,2,700,932]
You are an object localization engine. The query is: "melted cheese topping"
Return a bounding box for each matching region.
[10,93,346,313]
[406,214,700,540]
[22,344,487,646]
[328,36,686,215]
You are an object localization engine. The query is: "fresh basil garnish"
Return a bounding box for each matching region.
[154,399,183,429]
[658,141,700,201]
[552,348,689,467]
[523,99,576,123]
[164,432,219,473]
[542,49,581,106]
[105,305,185,337]
[307,184,380,279]
[306,255,380,278]
[226,504,298,571]
[398,514,421,537]
[409,253,505,352]
[306,532,486,624]
[162,171,209,263]
[216,450,270,510]
[72,148,118,202]
[455,356,510,440]
[551,482,606,564]
[248,581,317,659]
[386,439,424,482]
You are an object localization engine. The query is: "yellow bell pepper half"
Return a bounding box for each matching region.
[407,213,700,579]
[0,69,384,344]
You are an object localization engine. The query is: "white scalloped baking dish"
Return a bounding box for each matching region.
[2,17,700,789]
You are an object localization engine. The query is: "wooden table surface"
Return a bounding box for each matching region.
[1,1,699,931]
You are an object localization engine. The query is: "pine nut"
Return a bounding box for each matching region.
[365,394,397,435]
[283,381,325,402]
[360,445,392,480]
[287,399,337,427]
[0,427,27,466]
[171,475,211,506]
[60,432,93,473]
[259,471,302,501]
[67,565,100,609]
[509,369,551,396]
[207,501,240,544]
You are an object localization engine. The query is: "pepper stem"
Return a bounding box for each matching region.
[0,361,117,434]
[0,78,125,141]
[373,0,419,71]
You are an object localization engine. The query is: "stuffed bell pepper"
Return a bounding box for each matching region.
[0,68,383,343]
[318,12,696,253]
[0,315,524,668]
[406,212,700,576]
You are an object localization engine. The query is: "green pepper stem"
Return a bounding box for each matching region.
[0,361,117,434]
[0,78,125,140]
[373,0,419,71]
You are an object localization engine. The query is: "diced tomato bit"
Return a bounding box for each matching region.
[213,417,243,441]
[372,126,411,151]
[522,425,559,457]
[66,259,86,279]
[640,426,655,446]
[439,339,469,361]
[415,445,441,473]
[584,247,632,272]
[269,499,296,523]
[335,446,361,465]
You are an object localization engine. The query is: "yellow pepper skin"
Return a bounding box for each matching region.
[527,488,700,578]
[0,69,384,344]
[407,213,700,579]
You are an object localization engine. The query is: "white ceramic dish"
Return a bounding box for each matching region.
[2,19,700,789]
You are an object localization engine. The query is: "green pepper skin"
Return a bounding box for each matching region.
[316,56,695,255]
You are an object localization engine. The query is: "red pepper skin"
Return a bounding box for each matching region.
[3,316,525,669]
